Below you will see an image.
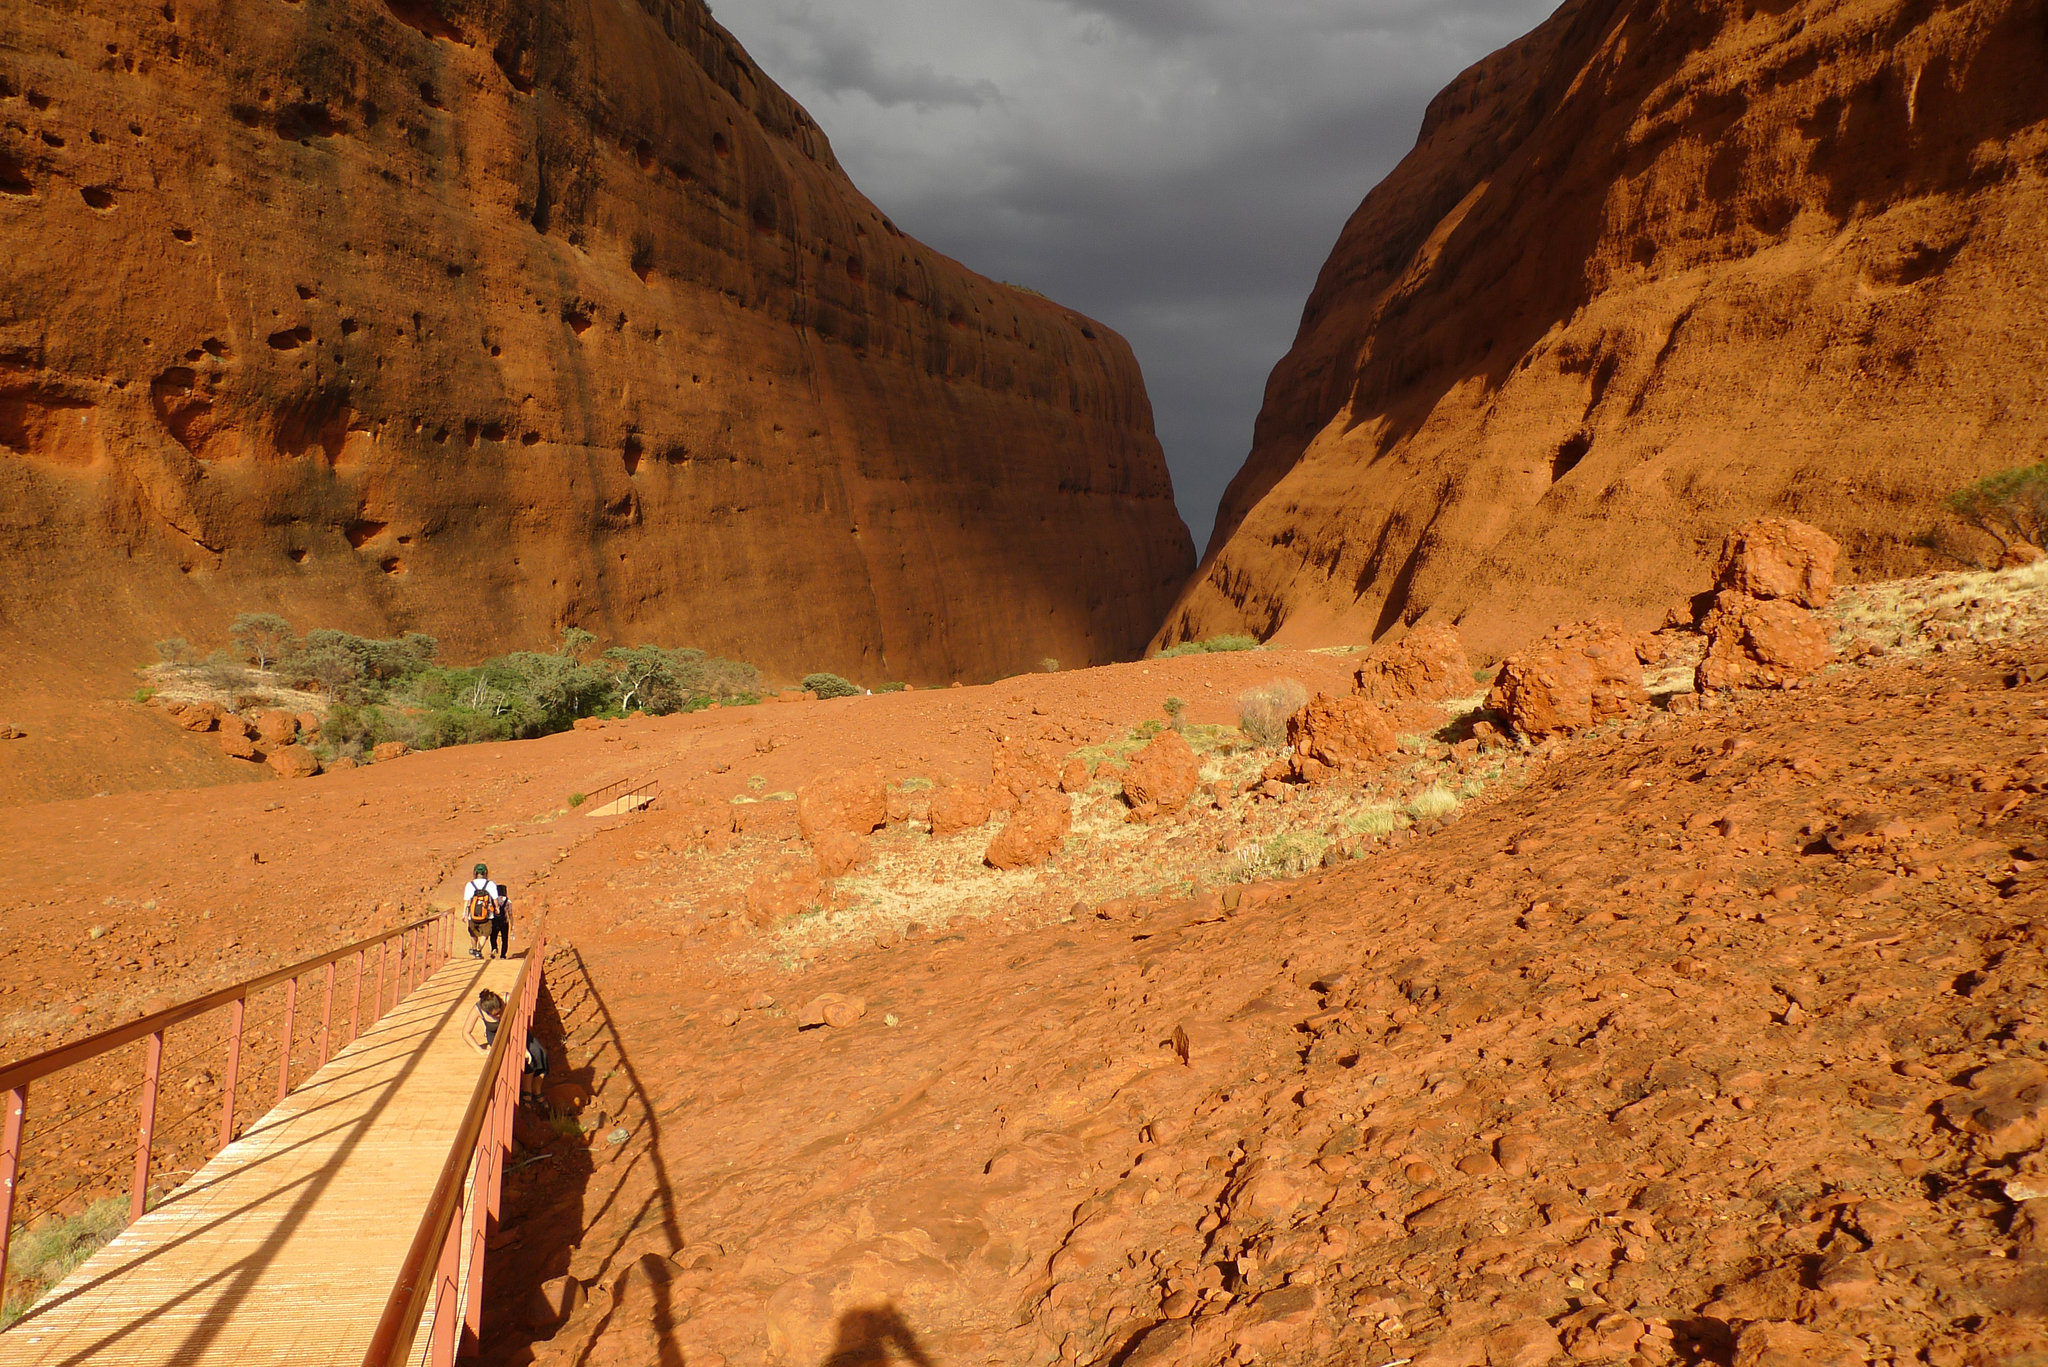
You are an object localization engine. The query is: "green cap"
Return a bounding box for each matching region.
[473,862,488,876]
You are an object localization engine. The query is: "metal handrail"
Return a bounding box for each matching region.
[362,921,549,1367]
[0,914,441,1095]
[0,911,455,1311]
[580,770,661,814]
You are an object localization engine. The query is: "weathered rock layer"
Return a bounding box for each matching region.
[0,0,1192,684]
[1159,0,2048,661]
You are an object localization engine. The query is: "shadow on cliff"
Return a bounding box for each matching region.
[822,1304,935,1367]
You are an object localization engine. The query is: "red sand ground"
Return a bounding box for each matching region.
[4,599,2047,1366]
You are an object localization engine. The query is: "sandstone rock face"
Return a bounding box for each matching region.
[253,709,300,748]
[1715,518,1840,608]
[1285,694,1398,774]
[796,770,885,843]
[928,784,991,839]
[1120,731,1201,817]
[1352,622,1472,705]
[1487,620,1647,739]
[164,701,220,733]
[982,789,1071,870]
[267,744,321,779]
[1158,0,2048,661]
[0,0,1192,686]
[811,829,870,879]
[1695,591,1836,692]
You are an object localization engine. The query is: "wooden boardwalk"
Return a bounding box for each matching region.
[0,955,522,1367]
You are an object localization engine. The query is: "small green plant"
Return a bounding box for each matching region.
[133,686,155,704]
[748,774,767,793]
[1947,460,2048,553]
[1158,634,1261,658]
[568,792,587,808]
[3,1197,127,1325]
[802,672,861,700]
[1041,658,1060,673]
[898,776,935,791]
[1163,697,1187,731]
[1235,679,1308,748]
[878,682,908,693]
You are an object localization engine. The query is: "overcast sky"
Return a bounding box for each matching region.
[713,0,1563,552]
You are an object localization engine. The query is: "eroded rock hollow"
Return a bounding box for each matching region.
[0,0,1192,682]
[1160,0,2048,661]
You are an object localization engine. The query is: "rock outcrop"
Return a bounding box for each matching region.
[1696,591,1837,692]
[1284,693,1398,780]
[1158,0,2048,661]
[0,0,1192,688]
[1351,621,1472,705]
[1487,619,1649,739]
[1119,730,1202,819]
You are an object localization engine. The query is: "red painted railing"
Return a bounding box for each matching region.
[364,922,548,1367]
[0,912,457,1302]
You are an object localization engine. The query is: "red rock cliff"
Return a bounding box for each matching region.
[1159,0,2048,660]
[0,0,1192,684]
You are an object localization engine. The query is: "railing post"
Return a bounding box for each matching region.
[319,961,335,1068]
[276,976,297,1103]
[219,995,245,1149]
[0,1085,27,1296]
[351,948,365,1044]
[429,1200,465,1367]
[460,1092,496,1358]
[375,940,387,1021]
[131,1030,164,1222]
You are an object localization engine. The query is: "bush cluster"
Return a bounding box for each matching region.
[801,672,862,699]
[1157,634,1261,658]
[166,615,760,760]
[1235,679,1308,749]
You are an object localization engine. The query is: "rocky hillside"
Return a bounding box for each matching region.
[0,0,1192,685]
[1159,0,2048,661]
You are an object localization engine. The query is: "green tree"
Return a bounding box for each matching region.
[229,613,293,672]
[1948,461,2048,552]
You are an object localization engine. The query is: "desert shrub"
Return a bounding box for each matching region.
[133,686,155,704]
[3,1196,126,1325]
[1236,679,1308,748]
[1342,805,1403,837]
[1948,461,2048,551]
[196,649,252,692]
[1040,658,1060,673]
[568,792,586,808]
[154,638,194,664]
[1158,634,1261,658]
[877,682,907,693]
[1163,697,1187,731]
[1406,784,1461,821]
[319,703,387,757]
[802,672,861,700]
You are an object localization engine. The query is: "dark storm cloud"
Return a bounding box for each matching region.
[712,0,1562,551]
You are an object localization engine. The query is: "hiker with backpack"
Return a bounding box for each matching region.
[462,986,551,1108]
[488,880,512,960]
[462,863,502,960]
